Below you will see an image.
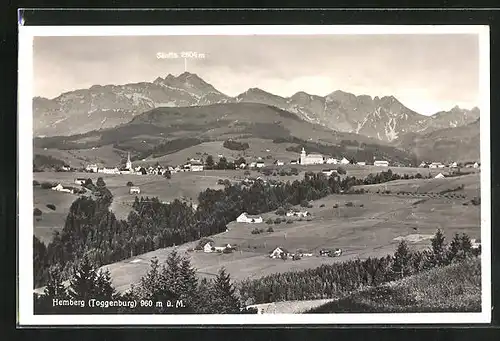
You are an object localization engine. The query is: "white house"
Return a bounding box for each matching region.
[374,160,389,167]
[239,163,246,169]
[356,161,366,166]
[236,212,263,224]
[325,158,338,165]
[300,148,324,165]
[51,184,72,193]
[256,161,265,168]
[269,247,290,259]
[419,162,427,168]
[85,164,98,173]
[429,162,445,169]
[74,178,86,185]
[290,160,298,165]
[129,186,141,194]
[99,167,120,174]
[473,162,480,169]
[322,169,337,177]
[286,211,309,218]
[203,242,214,253]
[275,160,285,166]
[340,157,350,165]
[434,173,445,179]
[449,162,458,168]
[190,162,204,172]
[249,162,257,168]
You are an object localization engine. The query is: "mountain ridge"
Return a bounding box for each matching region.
[34,72,480,142]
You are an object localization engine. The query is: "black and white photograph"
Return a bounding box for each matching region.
[18,25,491,325]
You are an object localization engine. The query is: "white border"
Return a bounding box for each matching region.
[18,25,491,326]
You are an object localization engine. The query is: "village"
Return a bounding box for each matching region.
[45,147,481,197]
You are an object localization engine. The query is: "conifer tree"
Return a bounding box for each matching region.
[35,264,68,314]
[178,256,199,312]
[447,233,462,263]
[66,254,115,312]
[430,229,447,267]
[391,240,412,280]
[68,254,98,303]
[161,250,182,299]
[212,268,241,314]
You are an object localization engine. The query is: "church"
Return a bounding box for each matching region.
[299,147,324,165]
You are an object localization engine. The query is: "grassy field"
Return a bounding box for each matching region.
[78,173,481,294]
[34,145,125,168]
[355,172,480,199]
[141,138,300,166]
[33,187,79,244]
[308,257,481,313]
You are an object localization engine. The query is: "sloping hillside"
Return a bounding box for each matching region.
[308,257,481,313]
[393,119,480,163]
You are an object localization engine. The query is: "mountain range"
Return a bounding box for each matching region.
[33,72,480,142]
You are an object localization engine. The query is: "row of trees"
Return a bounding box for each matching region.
[34,250,252,314]
[238,230,480,305]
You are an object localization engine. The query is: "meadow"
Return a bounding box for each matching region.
[90,173,480,293]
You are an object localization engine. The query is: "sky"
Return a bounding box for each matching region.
[33,34,480,115]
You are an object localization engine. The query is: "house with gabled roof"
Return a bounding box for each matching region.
[236,212,263,224]
[269,246,290,259]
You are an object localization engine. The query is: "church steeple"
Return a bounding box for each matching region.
[126,152,132,170]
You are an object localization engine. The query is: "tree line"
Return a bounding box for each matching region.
[238,230,480,305]
[34,249,252,314]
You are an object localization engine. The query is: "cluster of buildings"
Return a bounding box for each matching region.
[85,153,206,176]
[298,148,388,167]
[419,161,480,169]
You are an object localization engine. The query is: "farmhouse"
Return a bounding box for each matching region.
[249,162,257,168]
[203,242,232,253]
[356,161,366,166]
[373,160,389,167]
[340,157,350,165]
[419,161,428,168]
[129,186,141,194]
[236,212,263,223]
[322,169,337,177]
[51,183,72,193]
[99,167,120,174]
[434,173,445,179]
[275,160,285,166]
[449,162,458,168]
[203,242,214,253]
[325,157,338,165]
[74,178,86,185]
[85,164,98,173]
[190,162,204,172]
[290,160,298,165]
[256,161,265,168]
[300,148,324,165]
[429,162,445,169]
[286,211,309,217]
[269,247,290,259]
